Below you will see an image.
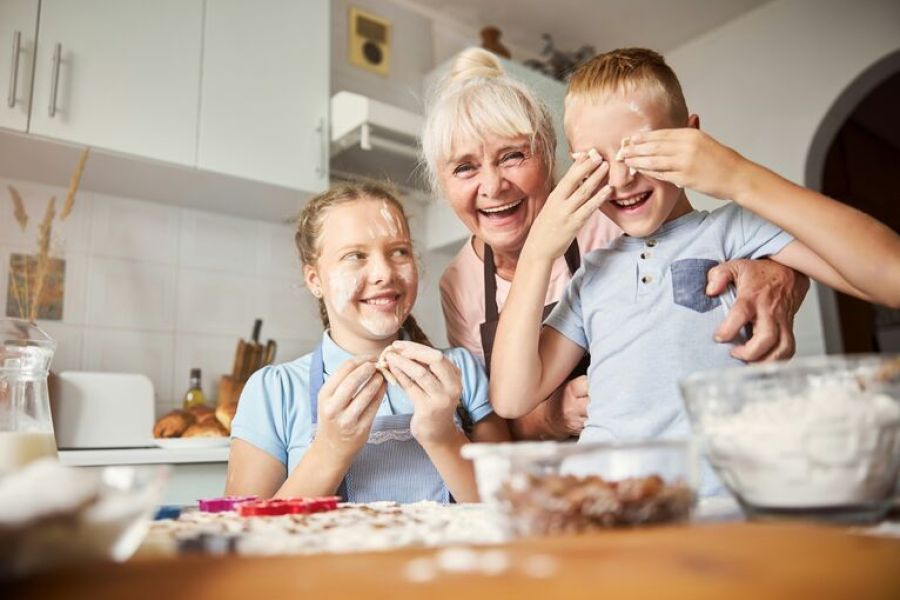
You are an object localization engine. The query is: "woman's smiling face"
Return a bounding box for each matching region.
[304,198,418,343]
[438,135,552,257]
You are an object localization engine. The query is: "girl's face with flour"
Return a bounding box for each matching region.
[304,196,418,349]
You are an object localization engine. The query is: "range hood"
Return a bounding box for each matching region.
[330,91,425,191]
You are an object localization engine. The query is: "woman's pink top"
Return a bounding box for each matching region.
[440,211,621,364]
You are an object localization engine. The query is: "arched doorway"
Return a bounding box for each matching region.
[806,51,900,354]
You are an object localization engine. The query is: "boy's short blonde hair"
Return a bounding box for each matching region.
[567,48,689,125]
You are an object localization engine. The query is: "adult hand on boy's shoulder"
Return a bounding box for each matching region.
[707,259,809,362]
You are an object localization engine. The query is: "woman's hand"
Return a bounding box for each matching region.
[315,357,386,460]
[707,258,808,362]
[548,375,589,437]
[619,128,751,201]
[523,152,613,262]
[384,341,463,445]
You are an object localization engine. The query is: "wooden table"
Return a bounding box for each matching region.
[6,522,900,599]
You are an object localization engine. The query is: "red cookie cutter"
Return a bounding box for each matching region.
[236,496,340,517]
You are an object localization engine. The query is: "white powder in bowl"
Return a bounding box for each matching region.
[700,385,900,507]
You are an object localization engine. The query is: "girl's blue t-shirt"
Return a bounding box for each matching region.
[230,331,494,475]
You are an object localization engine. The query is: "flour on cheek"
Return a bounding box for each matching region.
[327,269,363,314]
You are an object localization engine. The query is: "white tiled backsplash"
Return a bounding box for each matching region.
[0,175,323,416]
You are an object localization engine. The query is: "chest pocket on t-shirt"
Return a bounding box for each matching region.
[671,258,719,313]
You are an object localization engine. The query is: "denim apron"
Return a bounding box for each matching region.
[308,344,450,503]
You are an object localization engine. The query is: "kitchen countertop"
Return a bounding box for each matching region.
[8,522,900,599]
[58,446,229,466]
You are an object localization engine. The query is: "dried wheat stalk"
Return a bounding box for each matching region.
[9,255,28,319]
[60,147,89,220]
[7,185,28,231]
[28,197,56,322]
[7,148,88,321]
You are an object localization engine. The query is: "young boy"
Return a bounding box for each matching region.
[489,48,900,494]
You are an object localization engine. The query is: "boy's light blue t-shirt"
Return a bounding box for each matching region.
[544,204,793,491]
[231,331,494,476]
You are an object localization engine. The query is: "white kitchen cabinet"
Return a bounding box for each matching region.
[0,0,39,132]
[28,0,204,166]
[197,0,329,192]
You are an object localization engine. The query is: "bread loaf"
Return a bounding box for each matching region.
[182,420,228,438]
[153,410,195,438]
[215,402,237,433]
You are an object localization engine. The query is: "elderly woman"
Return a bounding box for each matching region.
[420,48,808,441]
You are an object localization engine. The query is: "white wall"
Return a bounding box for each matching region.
[0,176,321,416]
[332,0,542,113]
[666,0,900,356]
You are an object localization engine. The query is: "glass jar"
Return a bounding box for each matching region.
[0,319,58,476]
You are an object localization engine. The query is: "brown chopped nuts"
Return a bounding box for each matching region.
[497,473,694,535]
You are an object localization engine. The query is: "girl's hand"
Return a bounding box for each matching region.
[315,357,386,460]
[523,152,613,262]
[384,341,463,445]
[619,128,750,201]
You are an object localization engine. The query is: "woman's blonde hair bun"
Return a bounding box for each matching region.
[449,47,504,83]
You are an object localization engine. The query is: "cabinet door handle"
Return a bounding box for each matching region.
[315,118,327,178]
[49,43,61,117]
[7,31,21,108]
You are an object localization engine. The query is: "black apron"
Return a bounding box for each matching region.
[479,240,590,379]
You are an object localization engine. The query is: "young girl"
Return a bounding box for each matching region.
[226,182,509,503]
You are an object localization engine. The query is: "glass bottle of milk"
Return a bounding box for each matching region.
[0,319,59,476]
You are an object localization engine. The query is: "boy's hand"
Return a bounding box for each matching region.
[524,151,613,261]
[619,129,749,200]
[707,259,809,362]
[384,341,463,445]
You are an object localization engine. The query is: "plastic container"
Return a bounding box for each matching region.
[465,440,697,535]
[460,441,562,503]
[680,354,900,524]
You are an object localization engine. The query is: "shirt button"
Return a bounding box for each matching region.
[646,240,658,247]
[641,275,653,284]
[640,251,651,260]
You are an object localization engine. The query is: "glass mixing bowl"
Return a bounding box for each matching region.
[0,460,169,577]
[680,354,900,524]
